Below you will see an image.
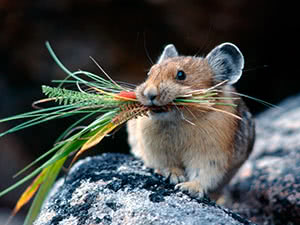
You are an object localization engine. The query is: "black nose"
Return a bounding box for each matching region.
[143,86,158,103]
[148,93,157,101]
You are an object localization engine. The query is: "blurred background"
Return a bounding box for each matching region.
[0,0,299,223]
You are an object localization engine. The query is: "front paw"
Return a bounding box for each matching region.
[155,167,186,184]
[175,181,205,198]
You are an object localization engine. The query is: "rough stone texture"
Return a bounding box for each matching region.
[34,154,254,225]
[227,94,300,225]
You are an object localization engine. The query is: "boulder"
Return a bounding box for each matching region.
[34,154,253,225]
[227,94,300,225]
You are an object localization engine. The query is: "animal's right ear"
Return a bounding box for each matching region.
[157,44,178,64]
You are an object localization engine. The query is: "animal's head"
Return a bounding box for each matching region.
[136,42,244,118]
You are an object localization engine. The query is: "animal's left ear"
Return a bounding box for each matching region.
[206,42,244,84]
[157,44,179,64]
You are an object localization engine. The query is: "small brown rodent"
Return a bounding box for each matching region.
[127,43,255,199]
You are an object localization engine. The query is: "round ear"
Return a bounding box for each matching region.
[206,42,244,85]
[157,44,178,64]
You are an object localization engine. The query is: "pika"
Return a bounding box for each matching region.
[127,43,255,199]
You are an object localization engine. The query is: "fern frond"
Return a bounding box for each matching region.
[42,85,114,106]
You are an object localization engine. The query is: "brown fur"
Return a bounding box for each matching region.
[127,55,255,199]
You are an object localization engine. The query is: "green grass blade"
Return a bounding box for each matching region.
[13,143,63,178]
[13,109,100,178]
[46,42,73,78]
[0,108,118,198]
[174,99,210,103]
[214,103,237,107]
[0,105,78,137]
[24,156,67,225]
[55,111,98,143]
[0,165,42,198]
[0,104,75,123]
[233,92,279,109]
[20,122,111,224]
[46,42,108,89]
[0,139,79,198]
[0,101,105,138]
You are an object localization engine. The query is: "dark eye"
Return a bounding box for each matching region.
[176,70,186,80]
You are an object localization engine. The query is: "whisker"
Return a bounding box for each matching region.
[182,105,198,121]
[205,80,228,93]
[143,32,154,65]
[243,65,268,73]
[173,104,196,125]
[214,89,279,109]
[183,80,228,96]
[204,106,242,120]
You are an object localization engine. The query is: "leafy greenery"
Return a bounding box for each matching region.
[0,42,144,225]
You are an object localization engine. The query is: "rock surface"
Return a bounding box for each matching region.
[34,154,253,225]
[227,94,300,225]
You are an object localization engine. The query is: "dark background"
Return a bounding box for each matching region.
[0,0,299,222]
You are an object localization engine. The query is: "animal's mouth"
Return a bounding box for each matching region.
[149,105,171,114]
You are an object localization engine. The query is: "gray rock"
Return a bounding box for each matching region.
[34,154,254,225]
[227,94,300,225]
